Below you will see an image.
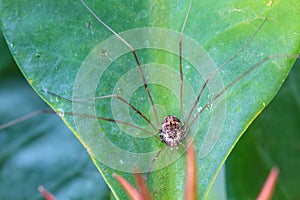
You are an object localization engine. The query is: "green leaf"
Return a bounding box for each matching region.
[0,0,299,199]
[0,33,110,199]
[226,59,300,199]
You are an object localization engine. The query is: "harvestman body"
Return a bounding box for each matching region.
[0,0,296,181]
[160,116,186,148]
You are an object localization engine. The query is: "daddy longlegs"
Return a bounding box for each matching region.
[0,0,299,197]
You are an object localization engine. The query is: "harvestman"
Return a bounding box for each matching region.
[0,0,297,180]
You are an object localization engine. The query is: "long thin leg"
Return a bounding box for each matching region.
[0,109,160,139]
[185,18,267,128]
[43,90,158,132]
[186,54,298,131]
[179,0,193,124]
[62,111,159,139]
[145,145,166,180]
[0,110,49,130]
[145,138,191,180]
[80,0,159,127]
